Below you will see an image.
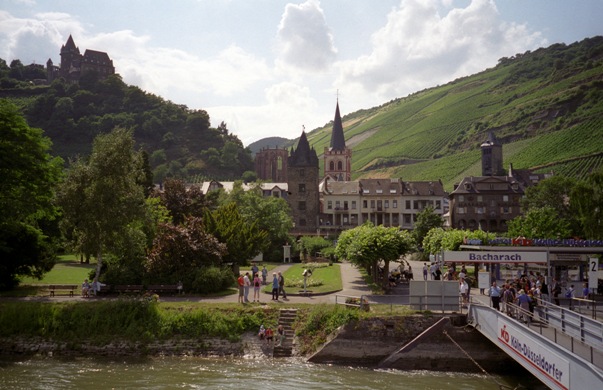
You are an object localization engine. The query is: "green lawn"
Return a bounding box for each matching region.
[20,254,96,285]
[264,263,342,294]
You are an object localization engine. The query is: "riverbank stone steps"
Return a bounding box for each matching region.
[273,308,296,358]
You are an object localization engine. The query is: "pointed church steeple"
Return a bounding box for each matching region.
[323,99,352,181]
[329,100,346,151]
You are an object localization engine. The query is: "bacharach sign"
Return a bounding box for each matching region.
[443,251,548,263]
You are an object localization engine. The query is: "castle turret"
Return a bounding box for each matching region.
[481,131,504,176]
[288,131,320,233]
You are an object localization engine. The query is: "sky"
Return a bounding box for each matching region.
[1,0,602,146]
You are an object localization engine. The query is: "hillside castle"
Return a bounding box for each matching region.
[46,35,115,83]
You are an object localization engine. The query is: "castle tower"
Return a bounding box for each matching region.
[60,35,81,81]
[323,100,352,181]
[287,131,320,234]
[481,131,504,176]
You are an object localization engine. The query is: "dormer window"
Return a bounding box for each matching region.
[464,183,472,190]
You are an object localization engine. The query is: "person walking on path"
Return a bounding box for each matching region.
[253,273,261,302]
[277,271,287,299]
[261,265,268,285]
[271,272,279,300]
[243,272,251,303]
[237,274,245,303]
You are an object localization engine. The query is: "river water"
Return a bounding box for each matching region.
[0,356,544,389]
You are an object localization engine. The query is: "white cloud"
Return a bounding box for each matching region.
[334,0,547,105]
[276,0,337,72]
[209,82,319,145]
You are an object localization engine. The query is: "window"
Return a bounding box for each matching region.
[363,200,368,208]
[329,161,335,170]
[298,201,306,211]
[435,200,441,209]
[405,200,411,209]
[335,200,341,209]
[476,207,485,214]
[457,207,466,214]
[458,195,465,202]
[272,191,280,197]
[393,200,398,208]
[299,183,306,193]
[370,200,375,208]
[503,195,509,202]
[404,214,412,224]
[351,201,357,210]
[327,200,332,210]
[343,201,348,210]
[337,161,343,170]
[477,195,483,202]
[384,200,389,208]
[502,207,511,214]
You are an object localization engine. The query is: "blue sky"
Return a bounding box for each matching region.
[1,0,602,145]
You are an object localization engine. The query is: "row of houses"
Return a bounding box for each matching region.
[207,101,550,237]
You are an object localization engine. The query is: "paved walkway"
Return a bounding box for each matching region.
[197,261,371,305]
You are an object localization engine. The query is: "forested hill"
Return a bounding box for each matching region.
[0,65,254,183]
[304,36,603,190]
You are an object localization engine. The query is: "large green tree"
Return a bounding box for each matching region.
[521,175,582,236]
[507,206,572,239]
[413,206,444,253]
[219,182,293,261]
[571,166,603,240]
[336,223,414,287]
[204,202,268,272]
[57,127,146,283]
[0,100,63,290]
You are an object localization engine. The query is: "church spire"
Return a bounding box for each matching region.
[329,100,346,151]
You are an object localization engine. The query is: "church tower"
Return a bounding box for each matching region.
[287,131,320,234]
[323,100,352,181]
[481,131,504,176]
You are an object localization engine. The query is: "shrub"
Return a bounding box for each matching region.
[191,266,234,294]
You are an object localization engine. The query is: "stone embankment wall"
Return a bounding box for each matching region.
[0,336,245,357]
[0,315,519,374]
[308,314,522,374]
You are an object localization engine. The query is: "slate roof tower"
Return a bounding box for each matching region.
[323,100,352,181]
[287,131,320,234]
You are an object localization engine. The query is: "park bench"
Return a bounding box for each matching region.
[147,285,181,294]
[49,284,78,297]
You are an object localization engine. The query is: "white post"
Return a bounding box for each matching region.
[283,243,291,263]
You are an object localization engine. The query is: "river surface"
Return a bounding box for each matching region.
[0,355,545,389]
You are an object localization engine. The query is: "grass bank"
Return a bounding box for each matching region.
[0,300,414,355]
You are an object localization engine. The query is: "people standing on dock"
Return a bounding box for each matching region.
[551,278,561,305]
[460,278,469,307]
[489,281,501,311]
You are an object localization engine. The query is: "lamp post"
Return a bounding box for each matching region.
[283,243,291,263]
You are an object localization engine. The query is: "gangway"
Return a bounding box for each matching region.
[467,302,603,389]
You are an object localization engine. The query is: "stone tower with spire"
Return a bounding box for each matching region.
[287,130,320,234]
[323,100,352,181]
[481,131,505,176]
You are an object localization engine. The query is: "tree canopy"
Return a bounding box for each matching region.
[0,100,63,290]
[336,223,414,287]
[57,127,146,282]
